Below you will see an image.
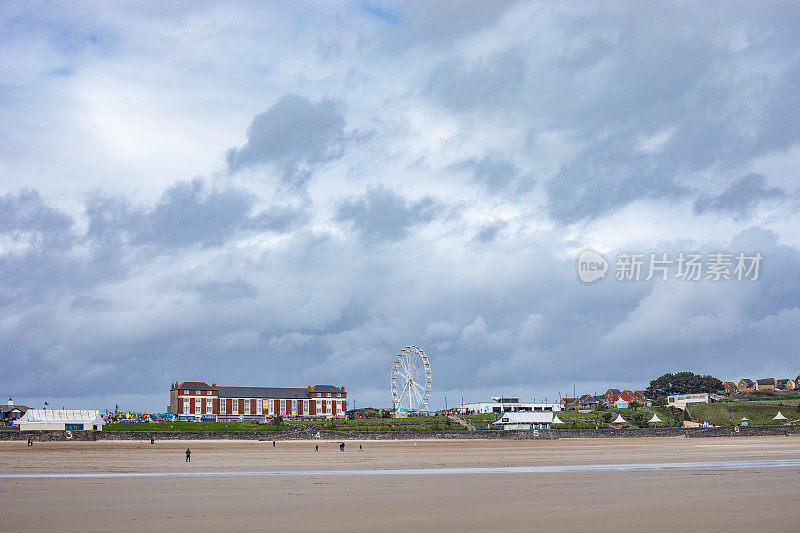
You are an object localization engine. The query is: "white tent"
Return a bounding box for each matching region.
[552,415,565,424]
[18,409,104,431]
[773,411,787,420]
[649,413,662,424]
[492,411,555,430]
[612,414,626,424]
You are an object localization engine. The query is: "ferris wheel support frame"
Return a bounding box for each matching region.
[390,346,432,412]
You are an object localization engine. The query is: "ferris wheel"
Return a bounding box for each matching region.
[390,346,432,412]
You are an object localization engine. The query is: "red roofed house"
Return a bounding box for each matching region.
[738,379,754,392]
[576,394,599,411]
[604,389,621,404]
[755,378,776,391]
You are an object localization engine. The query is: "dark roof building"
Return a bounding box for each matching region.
[168,380,347,420]
[218,386,309,399]
[1,399,29,426]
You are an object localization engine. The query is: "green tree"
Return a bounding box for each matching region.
[273,415,283,430]
[667,406,683,427]
[653,397,667,408]
[601,411,615,423]
[628,400,641,413]
[647,372,723,397]
[631,411,648,427]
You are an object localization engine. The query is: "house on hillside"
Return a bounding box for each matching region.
[560,397,577,410]
[723,382,737,394]
[633,391,649,401]
[576,395,599,411]
[618,390,634,402]
[776,379,795,391]
[755,378,776,391]
[738,379,755,392]
[796,375,800,389]
[604,389,621,404]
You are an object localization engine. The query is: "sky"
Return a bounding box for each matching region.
[1,1,799,412]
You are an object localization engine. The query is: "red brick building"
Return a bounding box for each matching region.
[168,381,346,420]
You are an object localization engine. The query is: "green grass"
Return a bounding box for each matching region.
[106,421,277,432]
[739,398,800,406]
[688,403,800,426]
[0,426,19,430]
[106,416,466,432]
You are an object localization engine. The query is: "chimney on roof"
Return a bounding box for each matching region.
[307,386,312,392]
[340,386,345,392]
[7,397,12,406]
[212,383,216,388]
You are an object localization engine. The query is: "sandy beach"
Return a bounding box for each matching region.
[1,436,799,531]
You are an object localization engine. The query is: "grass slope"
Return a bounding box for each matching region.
[688,403,800,426]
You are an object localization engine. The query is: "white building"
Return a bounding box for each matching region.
[492,412,555,430]
[666,393,732,408]
[17,410,105,431]
[458,396,562,414]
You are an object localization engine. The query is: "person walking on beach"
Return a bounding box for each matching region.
[315,444,318,452]
[339,442,345,452]
[273,440,276,447]
[185,448,191,462]
[150,435,154,444]
[27,436,32,447]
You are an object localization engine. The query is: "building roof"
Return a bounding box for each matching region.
[218,386,310,399]
[177,381,215,391]
[776,379,791,384]
[578,394,597,402]
[756,378,775,385]
[0,405,29,413]
[606,389,621,395]
[740,378,754,385]
[20,410,103,423]
[310,385,345,393]
[493,412,555,425]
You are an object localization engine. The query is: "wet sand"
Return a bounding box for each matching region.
[1,437,799,531]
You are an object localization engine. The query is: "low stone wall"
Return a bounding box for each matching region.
[1,424,797,441]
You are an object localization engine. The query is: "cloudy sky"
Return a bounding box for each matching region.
[2,1,799,412]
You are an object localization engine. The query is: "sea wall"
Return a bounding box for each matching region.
[1,424,798,441]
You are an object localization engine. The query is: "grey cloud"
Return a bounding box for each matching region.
[694,174,784,218]
[0,189,74,249]
[193,279,259,302]
[85,179,305,251]
[135,179,255,248]
[472,221,507,243]
[335,186,441,243]
[226,95,346,186]
[425,48,526,112]
[419,6,800,223]
[450,156,534,194]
